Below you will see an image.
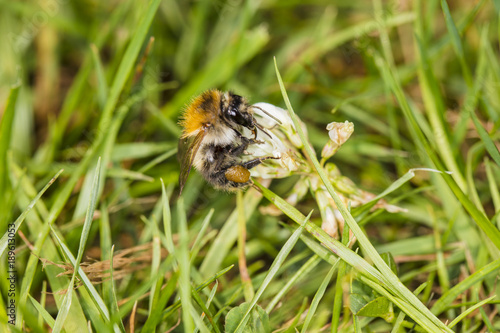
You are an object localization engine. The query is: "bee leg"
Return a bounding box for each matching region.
[251,182,263,194]
[240,134,264,146]
[228,142,250,156]
[251,128,258,140]
[267,123,279,130]
[233,129,264,145]
[242,156,279,170]
[229,138,262,156]
[243,138,264,147]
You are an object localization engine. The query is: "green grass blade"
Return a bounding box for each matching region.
[485,159,500,228]
[161,179,175,257]
[440,0,472,86]
[332,222,351,333]
[10,168,88,331]
[448,295,497,329]
[148,216,162,314]
[255,181,459,332]
[162,265,234,319]
[75,158,101,266]
[470,112,500,168]
[194,281,219,333]
[190,209,214,262]
[358,276,443,333]
[200,191,262,277]
[0,84,20,219]
[108,245,126,333]
[70,0,162,220]
[141,272,179,332]
[265,255,321,314]
[237,190,254,302]
[431,257,500,315]
[466,26,500,168]
[99,203,114,309]
[353,168,431,217]
[300,259,339,333]
[190,287,219,333]
[0,169,62,257]
[97,0,162,134]
[90,44,109,109]
[28,295,55,329]
[273,58,452,333]
[466,144,486,213]
[255,180,383,282]
[176,197,195,332]
[372,47,500,252]
[52,158,103,332]
[234,210,311,333]
[50,228,121,331]
[415,34,466,190]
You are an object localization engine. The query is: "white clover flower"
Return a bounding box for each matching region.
[321,206,339,238]
[246,101,401,243]
[321,121,354,160]
[241,102,307,179]
[327,121,354,145]
[253,102,308,149]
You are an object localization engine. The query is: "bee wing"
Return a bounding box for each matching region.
[178,130,206,195]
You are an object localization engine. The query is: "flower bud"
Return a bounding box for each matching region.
[321,121,354,159]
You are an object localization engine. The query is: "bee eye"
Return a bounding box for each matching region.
[227,107,251,127]
[232,109,245,123]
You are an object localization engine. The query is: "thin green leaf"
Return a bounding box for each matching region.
[332,220,351,333]
[176,197,195,332]
[29,295,55,328]
[431,257,500,315]
[0,169,63,257]
[448,295,497,329]
[372,45,500,252]
[440,0,472,85]
[194,281,219,333]
[485,159,500,228]
[300,259,339,333]
[0,84,20,210]
[200,191,262,277]
[97,0,162,134]
[162,265,234,319]
[191,287,219,333]
[274,58,452,333]
[237,190,254,302]
[90,44,109,109]
[190,209,214,263]
[108,245,126,333]
[415,34,466,190]
[141,272,179,332]
[265,255,321,313]
[52,158,104,332]
[233,210,312,333]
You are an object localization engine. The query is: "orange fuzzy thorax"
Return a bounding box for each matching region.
[180,90,221,138]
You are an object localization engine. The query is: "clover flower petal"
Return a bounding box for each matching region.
[321,121,354,160]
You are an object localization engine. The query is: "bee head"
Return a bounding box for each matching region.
[222,92,256,131]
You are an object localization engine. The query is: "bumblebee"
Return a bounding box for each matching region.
[178,90,280,194]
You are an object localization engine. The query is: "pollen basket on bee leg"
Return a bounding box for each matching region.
[225,165,251,183]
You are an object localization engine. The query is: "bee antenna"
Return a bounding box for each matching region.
[255,122,273,139]
[253,106,282,125]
